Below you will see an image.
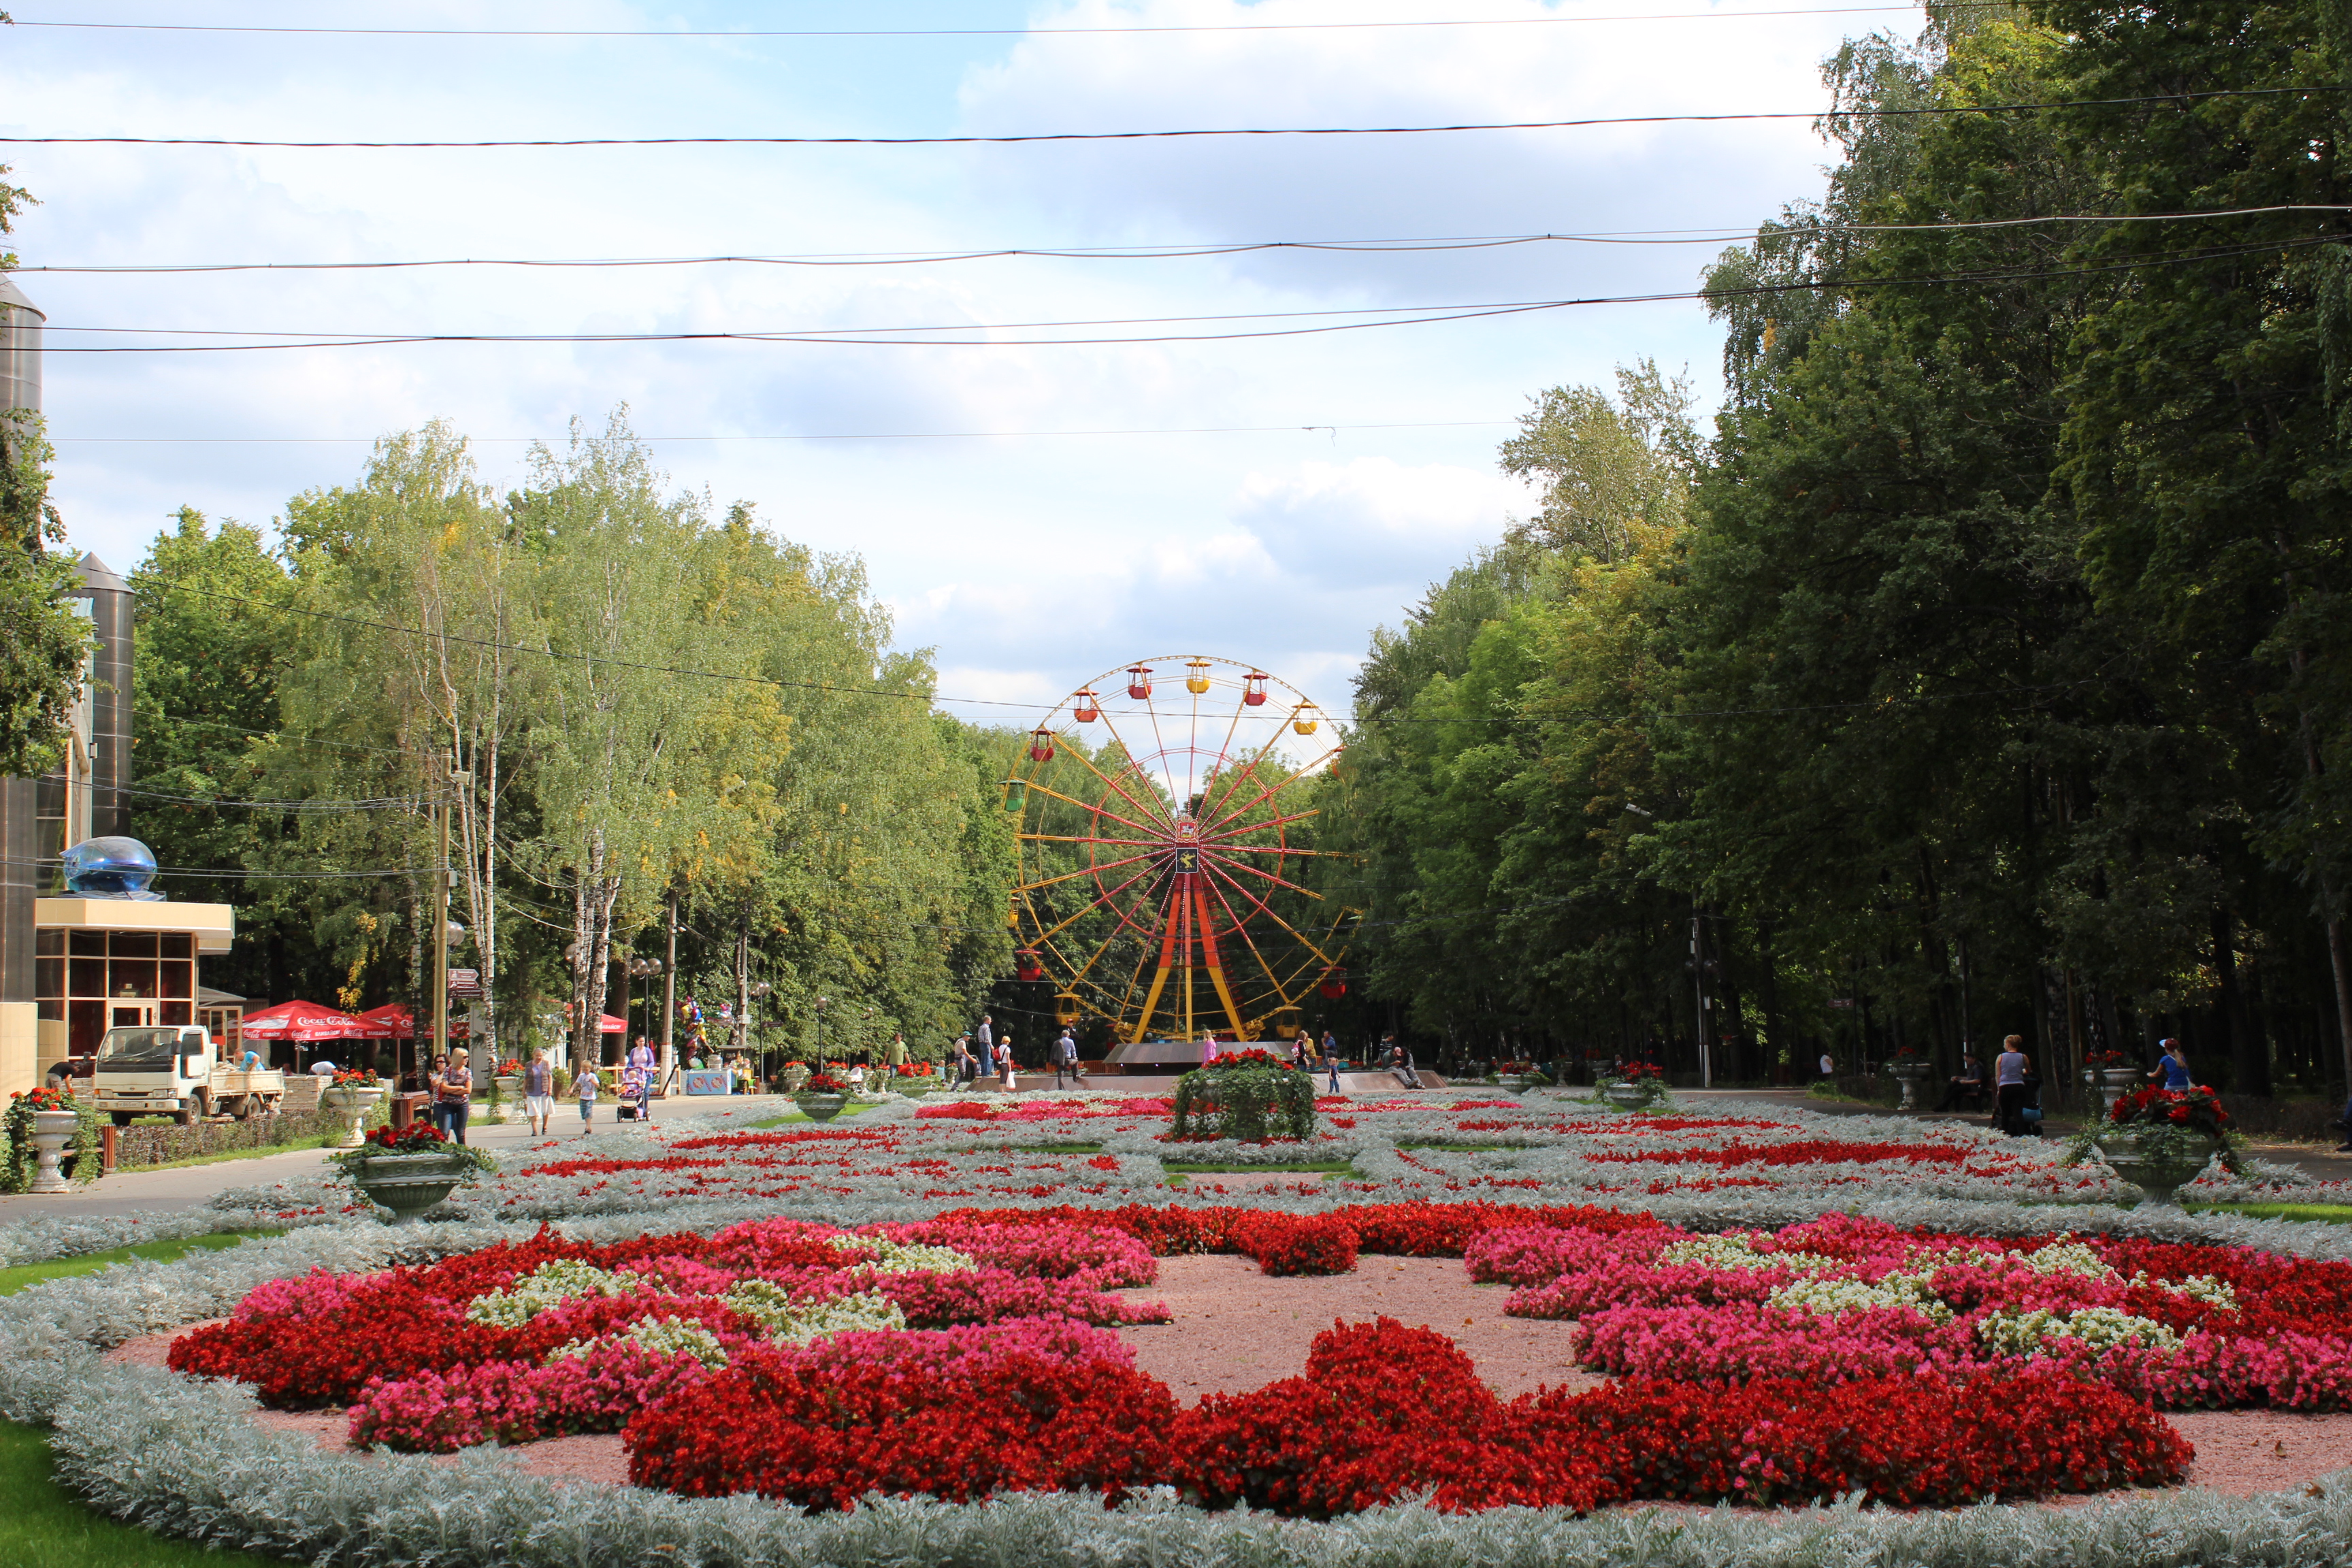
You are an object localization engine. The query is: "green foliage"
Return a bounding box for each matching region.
[1335,0,2352,1098]
[0,415,97,777]
[1169,1064,1318,1142]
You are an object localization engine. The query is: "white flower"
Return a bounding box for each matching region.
[463,1259,633,1326]
[721,1280,906,1344]
[547,1313,729,1369]
[1976,1306,2179,1356]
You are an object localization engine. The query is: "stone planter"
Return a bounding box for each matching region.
[794,1092,849,1123]
[321,1085,383,1148]
[1492,1073,1544,1096]
[2082,1067,2140,1118]
[1604,1080,1659,1110]
[348,1151,471,1224]
[2097,1131,2221,1207]
[495,1075,521,1099]
[780,1063,811,1094]
[1889,1062,1933,1111]
[28,1108,78,1194]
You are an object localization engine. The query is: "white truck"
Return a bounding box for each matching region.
[91,1025,285,1125]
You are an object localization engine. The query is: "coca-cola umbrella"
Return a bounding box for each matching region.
[239,1001,390,1042]
[356,1005,625,1039]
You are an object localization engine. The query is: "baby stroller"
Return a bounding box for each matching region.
[617,1068,644,1120]
[1999,1073,2046,1137]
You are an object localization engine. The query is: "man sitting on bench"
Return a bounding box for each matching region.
[1938,1049,1988,1112]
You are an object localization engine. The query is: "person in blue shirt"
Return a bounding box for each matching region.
[2147,1038,2192,1090]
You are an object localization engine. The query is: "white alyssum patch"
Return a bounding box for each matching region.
[718,1279,906,1344]
[549,1314,730,1369]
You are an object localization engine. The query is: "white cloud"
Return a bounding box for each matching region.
[1,0,1903,702]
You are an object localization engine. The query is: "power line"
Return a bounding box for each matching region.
[1,88,2332,152]
[38,233,2348,354]
[0,7,1991,39]
[21,206,2347,276]
[124,783,452,812]
[50,419,1517,446]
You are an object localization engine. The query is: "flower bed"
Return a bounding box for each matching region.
[1470,1211,2352,1411]
[157,1204,2200,1516]
[19,1091,2352,1564]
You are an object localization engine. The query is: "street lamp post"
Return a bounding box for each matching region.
[815,995,828,1078]
[626,956,664,1086]
[748,980,771,1090]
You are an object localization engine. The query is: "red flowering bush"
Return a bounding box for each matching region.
[1169,1318,1601,1516]
[1203,1047,1292,1071]
[359,1122,451,1154]
[2109,1083,2230,1135]
[799,1072,850,1094]
[14,1084,75,1112]
[1229,1211,1360,1276]
[626,1350,1180,1509]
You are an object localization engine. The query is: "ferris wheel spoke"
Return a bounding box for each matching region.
[1197,743,1344,838]
[1199,845,1322,901]
[1020,774,1166,841]
[1021,832,1170,849]
[1203,806,1322,848]
[1027,858,1167,946]
[1056,737,1178,835]
[1195,867,1300,1015]
[1018,848,1166,896]
[1200,855,1348,971]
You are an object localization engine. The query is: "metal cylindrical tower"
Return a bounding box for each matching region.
[0,274,40,422]
[0,277,45,1017]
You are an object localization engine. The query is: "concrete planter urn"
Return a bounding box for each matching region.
[321,1085,383,1148]
[1492,1073,1544,1096]
[1604,1080,1658,1110]
[2082,1068,2140,1118]
[1889,1061,1934,1111]
[2097,1132,2221,1207]
[348,1150,471,1224]
[780,1062,811,1094]
[794,1092,849,1123]
[28,1109,78,1194]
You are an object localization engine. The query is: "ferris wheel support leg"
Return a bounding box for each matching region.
[1194,884,1250,1041]
[1132,910,1184,1045]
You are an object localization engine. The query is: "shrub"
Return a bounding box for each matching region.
[1169,1062,1316,1142]
[1230,1211,1360,1276]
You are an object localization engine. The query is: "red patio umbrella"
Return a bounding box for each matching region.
[356,1004,470,1041]
[239,1000,389,1042]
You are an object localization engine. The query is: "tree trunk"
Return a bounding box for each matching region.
[734,911,751,1054]
[2215,904,2270,1096]
[569,827,621,1069]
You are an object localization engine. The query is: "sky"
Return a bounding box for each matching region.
[0,0,1924,727]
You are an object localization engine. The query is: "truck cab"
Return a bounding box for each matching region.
[92,1024,283,1126]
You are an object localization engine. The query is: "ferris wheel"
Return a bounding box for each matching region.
[1004,655,1357,1049]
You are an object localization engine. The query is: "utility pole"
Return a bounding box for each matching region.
[662,888,678,1083]
[1693,908,1711,1089]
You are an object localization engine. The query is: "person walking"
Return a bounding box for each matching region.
[997,1031,1017,1091]
[888,1032,909,1071]
[523,1048,555,1137]
[574,1062,598,1133]
[975,1014,994,1064]
[627,1034,657,1124]
[1200,1031,1221,1066]
[2149,1038,2193,1090]
[1291,1032,1309,1071]
[1054,1028,1079,1088]
[434,1048,474,1145]
[1324,1035,1343,1095]
[1993,1034,2031,1136]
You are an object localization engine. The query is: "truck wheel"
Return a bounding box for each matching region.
[231,1095,253,1122]
[110,1111,131,1128]
[174,1101,195,1126]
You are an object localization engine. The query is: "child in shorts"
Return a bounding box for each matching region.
[575,1066,598,1131]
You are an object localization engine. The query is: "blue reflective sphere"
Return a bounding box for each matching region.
[63,836,159,896]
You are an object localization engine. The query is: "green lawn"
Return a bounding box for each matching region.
[746,1101,885,1129]
[1,1231,289,1565]
[1163,1160,1360,1186]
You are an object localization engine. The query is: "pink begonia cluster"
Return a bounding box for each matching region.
[1476,1211,2352,1411]
[879,1221,1158,1288]
[350,1317,1139,1452]
[868,1265,1166,1328]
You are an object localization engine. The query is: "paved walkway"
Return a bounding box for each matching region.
[0,1093,794,1224]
